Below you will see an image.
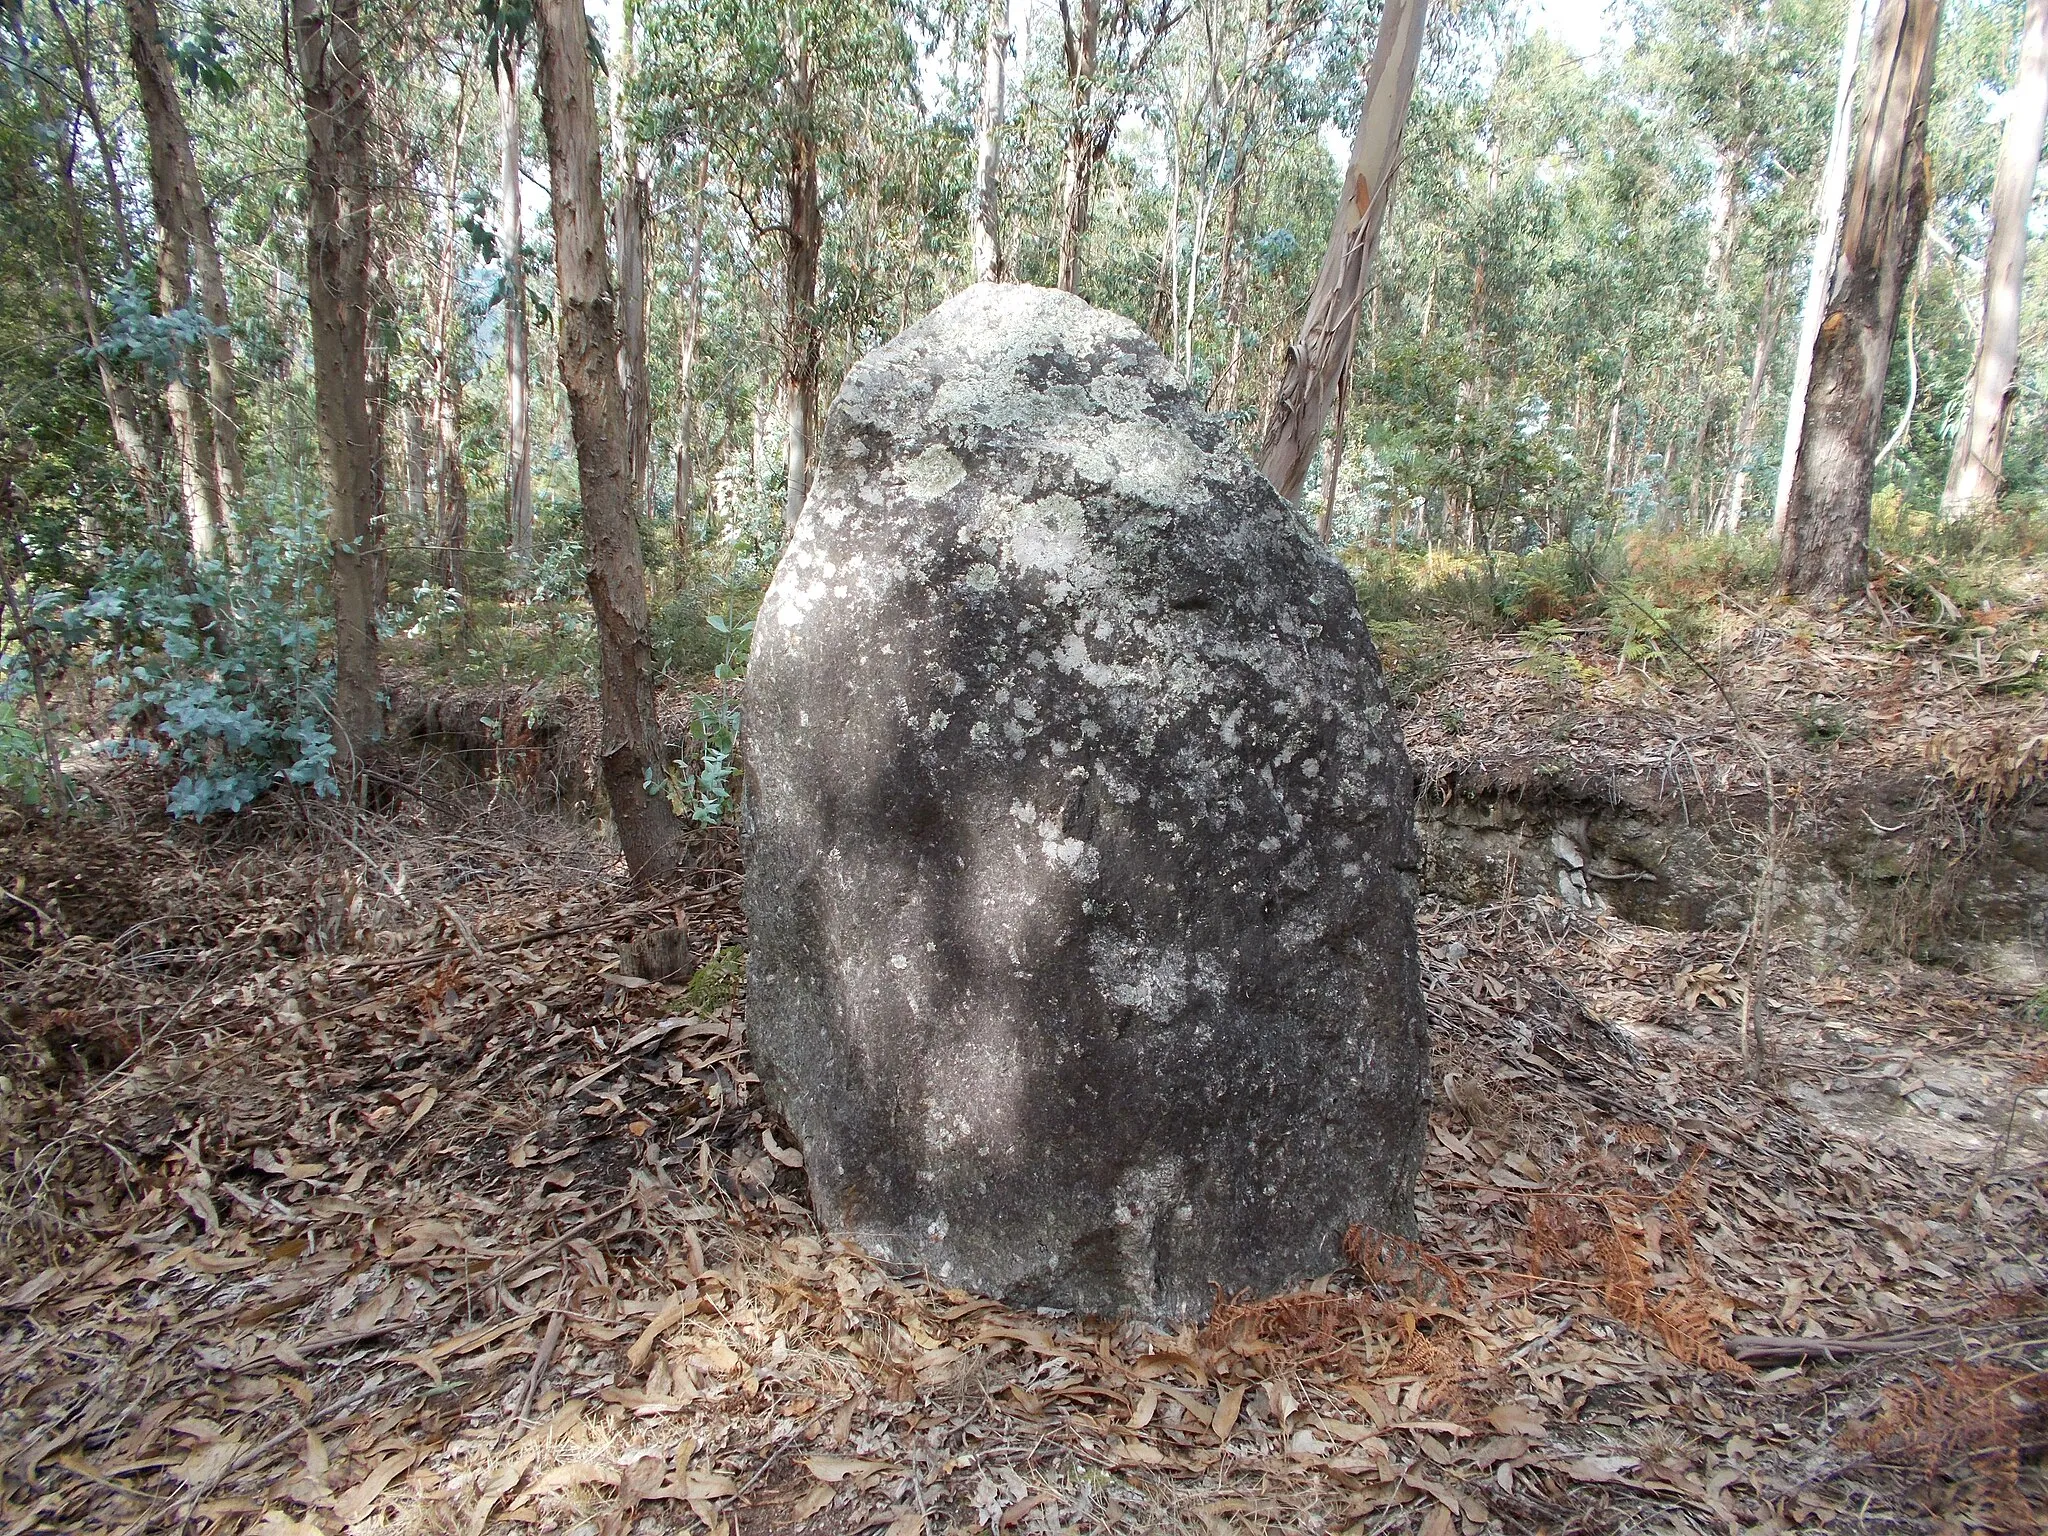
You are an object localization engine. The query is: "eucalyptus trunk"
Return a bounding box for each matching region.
[123,0,242,536]
[782,49,822,527]
[1942,0,2048,517]
[499,44,534,564]
[534,0,683,885]
[1056,0,1102,293]
[1774,0,1872,537]
[432,77,472,603]
[672,170,706,565]
[1720,273,1786,535]
[1259,0,1428,504]
[1780,0,1940,599]
[293,0,384,767]
[125,0,225,561]
[971,4,1009,283]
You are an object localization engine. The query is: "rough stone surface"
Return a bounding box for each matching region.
[742,283,1427,1320]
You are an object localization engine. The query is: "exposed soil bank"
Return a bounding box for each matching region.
[1415,764,2047,983]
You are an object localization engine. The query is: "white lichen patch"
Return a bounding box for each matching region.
[901,443,967,502]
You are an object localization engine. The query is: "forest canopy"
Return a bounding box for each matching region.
[0,0,2044,820]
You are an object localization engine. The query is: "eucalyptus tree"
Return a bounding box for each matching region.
[499,35,533,562]
[1775,0,1871,536]
[972,0,1012,281]
[1943,0,2048,513]
[533,0,684,882]
[1780,0,1941,597]
[1054,0,1187,293]
[1260,0,1427,505]
[125,0,236,560]
[293,0,384,767]
[638,0,919,528]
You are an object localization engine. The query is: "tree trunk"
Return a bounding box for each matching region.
[534,0,683,885]
[1207,160,1247,410]
[50,0,136,270]
[673,163,706,566]
[1780,0,1940,599]
[293,0,384,768]
[783,49,822,527]
[1318,359,1352,544]
[1943,0,2048,517]
[1774,0,1872,537]
[52,106,158,506]
[499,42,534,564]
[432,76,472,603]
[123,0,243,537]
[1056,0,1102,293]
[405,403,430,533]
[972,4,1009,283]
[126,0,226,562]
[1720,271,1786,534]
[608,0,652,524]
[1258,0,1428,504]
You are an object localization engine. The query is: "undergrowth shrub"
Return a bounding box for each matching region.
[83,530,339,816]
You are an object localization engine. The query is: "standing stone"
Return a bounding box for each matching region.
[743,283,1426,1320]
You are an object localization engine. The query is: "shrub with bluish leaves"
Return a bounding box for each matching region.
[82,526,341,817]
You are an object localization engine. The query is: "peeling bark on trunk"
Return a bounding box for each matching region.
[1258,0,1428,505]
[1775,0,1872,538]
[294,0,383,768]
[534,0,683,886]
[499,44,534,565]
[1056,0,1102,294]
[972,7,1010,283]
[1780,0,1939,600]
[782,48,821,528]
[126,0,225,561]
[1317,359,1352,544]
[1943,0,2048,517]
[123,0,242,542]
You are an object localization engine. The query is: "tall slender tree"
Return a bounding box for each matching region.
[124,0,225,559]
[498,38,533,565]
[672,157,706,562]
[1942,0,2048,517]
[780,38,821,527]
[1259,0,1428,504]
[123,0,243,539]
[1779,0,1941,598]
[1054,0,1184,294]
[1774,0,1871,537]
[293,0,384,767]
[430,68,474,605]
[972,1,1010,283]
[534,0,684,884]
[606,0,653,524]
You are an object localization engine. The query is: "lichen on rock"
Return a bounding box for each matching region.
[743,283,1428,1320]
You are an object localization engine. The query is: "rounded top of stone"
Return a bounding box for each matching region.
[859,282,1168,387]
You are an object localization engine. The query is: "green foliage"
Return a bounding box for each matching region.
[1518,617,1599,691]
[684,944,746,1014]
[81,531,340,818]
[0,693,52,809]
[656,577,754,827]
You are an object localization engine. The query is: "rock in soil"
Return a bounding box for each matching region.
[743,282,1427,1320]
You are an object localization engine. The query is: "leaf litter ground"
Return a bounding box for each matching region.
[2,664,2045,1534]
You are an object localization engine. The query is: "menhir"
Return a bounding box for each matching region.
[744,283,1427,1320]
